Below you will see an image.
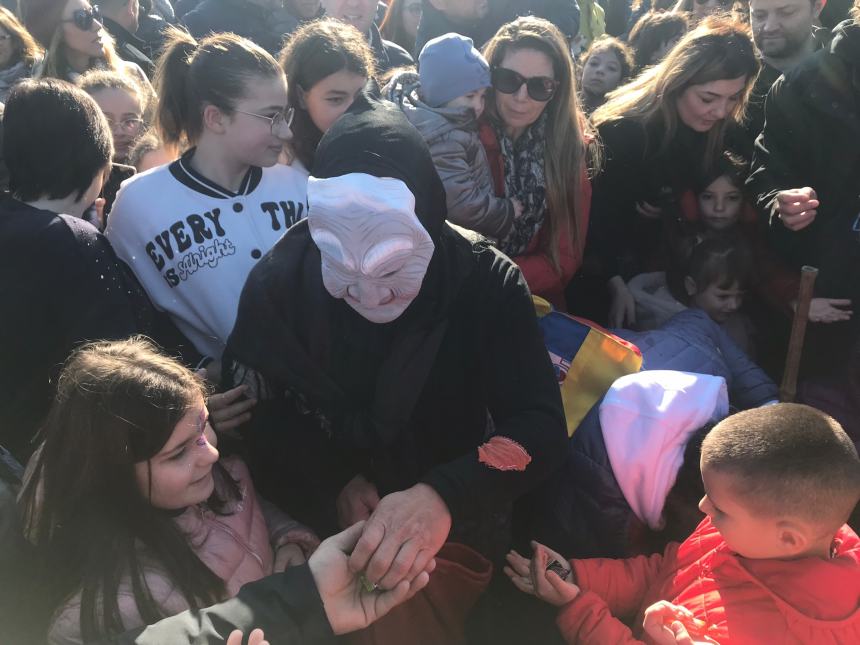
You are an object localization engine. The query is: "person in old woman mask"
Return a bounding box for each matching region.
[224,96,566,595]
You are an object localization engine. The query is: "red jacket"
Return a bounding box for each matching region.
[557,517,860,644]
[479,121,592,311]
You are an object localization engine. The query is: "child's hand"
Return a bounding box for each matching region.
[504,541,580,607]
[511,197,524,219]
[274,543,307,571]
[643,601,718,644]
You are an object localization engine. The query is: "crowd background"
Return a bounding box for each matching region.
[0,0,859,642]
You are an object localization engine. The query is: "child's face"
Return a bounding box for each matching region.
[699,465,784,558]
[687,279,744,323]
[90,87,144,162]
[698,175,743,231]
[300,69,367,134]
[135,400,219,510]
[222,74,292,168]
[444,87,487,119]
[581,50,623,98]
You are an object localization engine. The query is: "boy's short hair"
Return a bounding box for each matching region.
[702,404,860,530]
[3,78,112,202]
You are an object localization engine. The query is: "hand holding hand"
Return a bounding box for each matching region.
[348,483,451,591]
[309,521,434,634]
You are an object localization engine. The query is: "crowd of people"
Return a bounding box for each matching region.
[0,0,859,643]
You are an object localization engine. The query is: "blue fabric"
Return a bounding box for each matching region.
[418,34,490,108]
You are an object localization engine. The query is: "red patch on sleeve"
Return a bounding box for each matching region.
[478,437,532,472]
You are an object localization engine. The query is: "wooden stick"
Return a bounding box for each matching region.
[780,266,819,402]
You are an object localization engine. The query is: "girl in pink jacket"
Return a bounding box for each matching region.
[19,338,319,644]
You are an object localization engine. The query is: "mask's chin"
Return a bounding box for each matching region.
[346,299,410,324]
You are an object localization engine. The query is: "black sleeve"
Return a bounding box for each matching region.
[59,217,141,347]
[104,565,335,645]
[421,253,568,520]
[746,76,809,227]
[586,120,649,282]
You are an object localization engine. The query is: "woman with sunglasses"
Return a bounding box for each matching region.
[0,7,42,103]
[21,0,148,87]
[105,28,307,364]
[582,16,758,328]
[479,16,597,310]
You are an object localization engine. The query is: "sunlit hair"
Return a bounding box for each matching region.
[483,16,598,270]
[0,6,42,70]
[593,16,758,172]
[37,19,121,81]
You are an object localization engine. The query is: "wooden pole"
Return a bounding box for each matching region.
[780,266,818,402]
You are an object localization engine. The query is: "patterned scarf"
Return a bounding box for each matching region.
[495,112,549,257]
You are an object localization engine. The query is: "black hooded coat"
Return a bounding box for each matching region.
[224,97,566,544]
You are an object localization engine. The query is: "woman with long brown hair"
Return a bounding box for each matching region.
[380,0,422,55]
[584,16,758,327]
[479,16,597,309]
[0,6,42,102]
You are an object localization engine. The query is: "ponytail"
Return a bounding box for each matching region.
[153,27,284,148]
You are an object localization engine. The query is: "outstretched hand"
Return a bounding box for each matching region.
[504,541,580,607]
[309,521,435,635]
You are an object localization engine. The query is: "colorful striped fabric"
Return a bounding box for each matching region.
[534,297,643,436]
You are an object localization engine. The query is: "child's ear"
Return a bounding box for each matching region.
[776,520,809,555]
[203,104,227,134]
[684,276,697,297]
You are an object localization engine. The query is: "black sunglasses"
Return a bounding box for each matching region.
[62,5,101,32]
[491,67,559,102]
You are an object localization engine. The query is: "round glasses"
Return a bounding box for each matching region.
[62,5,101,32]
[491,67,559,102]
[234,106,295,134]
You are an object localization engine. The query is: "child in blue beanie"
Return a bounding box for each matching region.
[384,33,522,241]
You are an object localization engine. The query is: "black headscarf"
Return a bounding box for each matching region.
[225,95,473,463]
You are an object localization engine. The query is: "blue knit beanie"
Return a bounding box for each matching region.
[418,33,491,108]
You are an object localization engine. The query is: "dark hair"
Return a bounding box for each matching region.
[0,5,42,69]
[582,36,635,87]
[154,28,284,147]
[380,0,418,54]
[628,10,690,70]
[702,404,860,529]
[666,231,752,302]
[694,150,747,194]
[4,78,112,202]
[19,338,241,642]
[279,18,375,168]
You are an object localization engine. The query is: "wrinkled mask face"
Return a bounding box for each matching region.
[308,173,435,323]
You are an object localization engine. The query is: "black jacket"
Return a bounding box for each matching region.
[0,197,146,462]
[368,23,413,73]
[182,0,298,54]
[102,16,155,77]
[106,565,335,644]
[747,20,860,303]
[586,118,709,282]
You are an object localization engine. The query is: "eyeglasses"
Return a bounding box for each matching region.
[106,116,144,133]
[61,5,101,32]
[234,106,295,134]
[491,67,559,102]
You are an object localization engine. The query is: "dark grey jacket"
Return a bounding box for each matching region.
[385,72,514,241]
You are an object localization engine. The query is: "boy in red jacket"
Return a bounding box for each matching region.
[506,403,860,644]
